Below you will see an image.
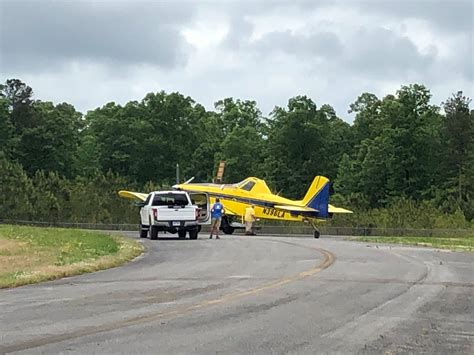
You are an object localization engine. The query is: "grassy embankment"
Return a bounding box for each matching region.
[350,235,473,252]
[0,225,143,288]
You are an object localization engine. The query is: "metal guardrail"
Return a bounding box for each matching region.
[1,219,472,237]
[0,220,137,231]
[256,225,473,237]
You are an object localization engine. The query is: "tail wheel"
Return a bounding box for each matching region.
[178,230,187,239]
[314,230,320,239]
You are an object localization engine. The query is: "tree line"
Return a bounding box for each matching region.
[1,79,473,228]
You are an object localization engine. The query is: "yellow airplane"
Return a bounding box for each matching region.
[172,175,352,238]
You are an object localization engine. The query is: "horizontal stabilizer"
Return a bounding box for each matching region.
[328,204,353,214]
[118,190,148,201]
[274,205,319,213]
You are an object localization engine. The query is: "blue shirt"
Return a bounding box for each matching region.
[211,202,224,219]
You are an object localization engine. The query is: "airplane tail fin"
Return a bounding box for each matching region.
[301,176,331,218]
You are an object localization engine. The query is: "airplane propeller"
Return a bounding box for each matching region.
[183,177,195,184]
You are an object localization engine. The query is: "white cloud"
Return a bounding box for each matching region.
[0,0,472,122]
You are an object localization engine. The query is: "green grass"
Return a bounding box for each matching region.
[350,235,474,252]
[0,225,143,288]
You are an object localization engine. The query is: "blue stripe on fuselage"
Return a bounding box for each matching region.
[178,189,321,218]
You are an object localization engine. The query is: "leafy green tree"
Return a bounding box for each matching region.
[85,101,147,181]
[383,85,443,200]
[68,172,136,223]
[1,78,472,227]
[0,153,34,220]
[184,112,223,182]
[74,134,102,177]
[209,98,267,183]
[0,79,35,162]
[214,98,265,135]
[0,96,17,158]
[441,92,473,201]
[265,96,344,198]
[17,101,83,177]
[322,104,354,178]
[334,153,354,196]
[342,84,444,206]
[30,170,70,222]
[220,125,265,182]
[0,79,34,134]
[85,92,211,185]
[356,136,396,206]
[349,92,383,142]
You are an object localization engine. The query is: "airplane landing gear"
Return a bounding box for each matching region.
[221,216,235,235]
[306,219,321,239]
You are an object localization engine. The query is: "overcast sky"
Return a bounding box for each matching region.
[1,0,472,121]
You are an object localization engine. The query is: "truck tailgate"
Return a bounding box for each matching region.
[155,206,196,221]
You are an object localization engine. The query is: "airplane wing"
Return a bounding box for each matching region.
[328,204,353,213]
[118,190,148,201]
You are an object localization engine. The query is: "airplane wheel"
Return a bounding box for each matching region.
[221,216,234,234]
[223,226,234,235]
[139,224,148,238]
[178,230,187,239]
[313,230,320,239]
[150,226,158,240]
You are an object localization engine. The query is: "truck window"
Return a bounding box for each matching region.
[152,193,189,206]
[144,194,152,205]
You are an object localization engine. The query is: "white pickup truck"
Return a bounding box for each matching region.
[138,191,209,240]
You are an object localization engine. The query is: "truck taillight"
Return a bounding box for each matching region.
[153,208,158,220]
[195,208,200,220]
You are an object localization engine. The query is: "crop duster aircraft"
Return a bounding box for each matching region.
[172,175,352,238]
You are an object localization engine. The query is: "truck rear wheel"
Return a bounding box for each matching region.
[139,224,148,238]
[189,229,198,240]
[178,230,187,239]
[150,226,158,240]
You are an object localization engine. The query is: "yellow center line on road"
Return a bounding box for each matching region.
[0,243,335,354]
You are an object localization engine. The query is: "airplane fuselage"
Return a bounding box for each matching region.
[174,182,307,223]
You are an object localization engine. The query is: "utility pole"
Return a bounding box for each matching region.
[176,163,180,184]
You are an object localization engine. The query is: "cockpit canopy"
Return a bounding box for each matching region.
[239,180,256,191]
[236,177,272,195]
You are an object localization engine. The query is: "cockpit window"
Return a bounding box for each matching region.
[240,181,256,191]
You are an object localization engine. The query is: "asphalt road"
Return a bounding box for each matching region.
[0,233,473,354]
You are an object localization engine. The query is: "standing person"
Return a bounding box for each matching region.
[210,198,224,239]
[244,205,256,235]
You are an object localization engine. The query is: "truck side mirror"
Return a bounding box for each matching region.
[134,201,146,208]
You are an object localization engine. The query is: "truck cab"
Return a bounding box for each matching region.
[139,191,209,240]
